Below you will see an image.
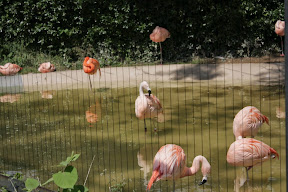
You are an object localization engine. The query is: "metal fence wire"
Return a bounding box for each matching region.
[0,6,287,192]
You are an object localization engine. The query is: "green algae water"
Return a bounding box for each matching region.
[0,84,285,192]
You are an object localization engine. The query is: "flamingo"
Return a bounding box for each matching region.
[0,63,22,76]
[150,26,170,65]
[135,81,164,132]
[147,144,211,191]
[38,62,56,73]
[275,20,285,56]
[0,94,21,103]
[275,106,285,119]
[233,106,269,140]
[83,57,101,90]
[227,138,279,180]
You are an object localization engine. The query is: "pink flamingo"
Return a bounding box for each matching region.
[227,138,279,179]
[135,81,164,132]
[275,20,285,56]
[0,63,22,76]
[233,106,269,140]
[147,144,211,191]
[83,57,101,90]
[38,62,56,73]
[150,26,170,65]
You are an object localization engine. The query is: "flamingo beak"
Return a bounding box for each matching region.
[148,89,151,96]
[199,176,207,185]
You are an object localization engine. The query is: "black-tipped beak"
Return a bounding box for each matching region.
[198,179,207,185]
[148,90,151,96]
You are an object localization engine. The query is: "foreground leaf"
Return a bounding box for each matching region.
[25,178,40,191]
[52,166,78,189]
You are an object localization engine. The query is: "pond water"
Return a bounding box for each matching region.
[0,84,285,192]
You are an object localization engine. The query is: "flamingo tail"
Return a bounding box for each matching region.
[270,147,279,159]
[147,170,160,191]
[262,114,269,125]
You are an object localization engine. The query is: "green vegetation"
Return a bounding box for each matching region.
[24,152,88,192]
[109,182,126,192]
[0,0,284,70]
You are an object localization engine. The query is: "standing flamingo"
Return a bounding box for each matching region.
[0,63,22,76]
[275,20,285,56]
[83,57,101,90]
[135,81,164,132]
[233,106,269,140]
[227,138,279,180]
[147,144,211,191]
[150,26,170,65]
[38,62,56,73]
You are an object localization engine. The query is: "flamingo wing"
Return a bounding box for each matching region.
[145,94,163,111]
[153,144,186,180]
[135,96,148,119]
[227,138,279,167]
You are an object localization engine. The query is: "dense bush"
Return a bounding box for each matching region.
[0,0,284,66]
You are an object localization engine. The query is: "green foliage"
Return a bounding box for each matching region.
[0,186,8,192]
[59,152,80,167]
[24,152,88,192]
[0,0,284,64]
[25,178,40,192]
[109,182,126,192]
[53,166,78,189]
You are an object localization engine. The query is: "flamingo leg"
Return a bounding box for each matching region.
[280,36,284,57]
[144,119,147,132]
[173,180,175,192]
[88,75,92,90]
[152,120,157,132]
[245,167,252,181]
[159,42,163,65]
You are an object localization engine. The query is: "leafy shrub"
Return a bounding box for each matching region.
[0,0,284,64]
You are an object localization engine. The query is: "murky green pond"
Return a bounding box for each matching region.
[0,84,285,191]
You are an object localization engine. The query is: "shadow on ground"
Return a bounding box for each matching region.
[159,64,222,80]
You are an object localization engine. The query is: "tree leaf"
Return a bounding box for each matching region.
[25,178,40,191]
[52,166,78,189]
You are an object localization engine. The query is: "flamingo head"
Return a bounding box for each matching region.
[140,81,151,96]
[199,176,207,185]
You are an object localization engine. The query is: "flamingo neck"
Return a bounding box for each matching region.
[139,84,144,96]
[181,155,210,177]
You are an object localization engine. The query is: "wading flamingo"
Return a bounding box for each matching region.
[135,81,164,132]
[150,26,170,65]
[147,144,211,191]
[233,106,269,140]
[0,94,21,103]
[276,106,285,119]
[275,20,285,56]
[38,62,56,73]
[83,57,101,90]
[0,63,22,76]
[227,138,279,180]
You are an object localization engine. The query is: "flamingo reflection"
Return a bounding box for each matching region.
[137,144,159,186]
[86,101,101,124]
[0,94,21,103]
[40,90,55,99]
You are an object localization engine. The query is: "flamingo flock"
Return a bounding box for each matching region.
[227,106,279,184]
[0,24,282,192]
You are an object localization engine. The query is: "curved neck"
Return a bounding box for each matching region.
[139,84,144,96]
[181,155,210,177]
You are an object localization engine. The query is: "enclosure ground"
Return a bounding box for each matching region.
[0,60,284,93]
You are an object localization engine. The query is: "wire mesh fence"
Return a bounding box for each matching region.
[0,56,285,191]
